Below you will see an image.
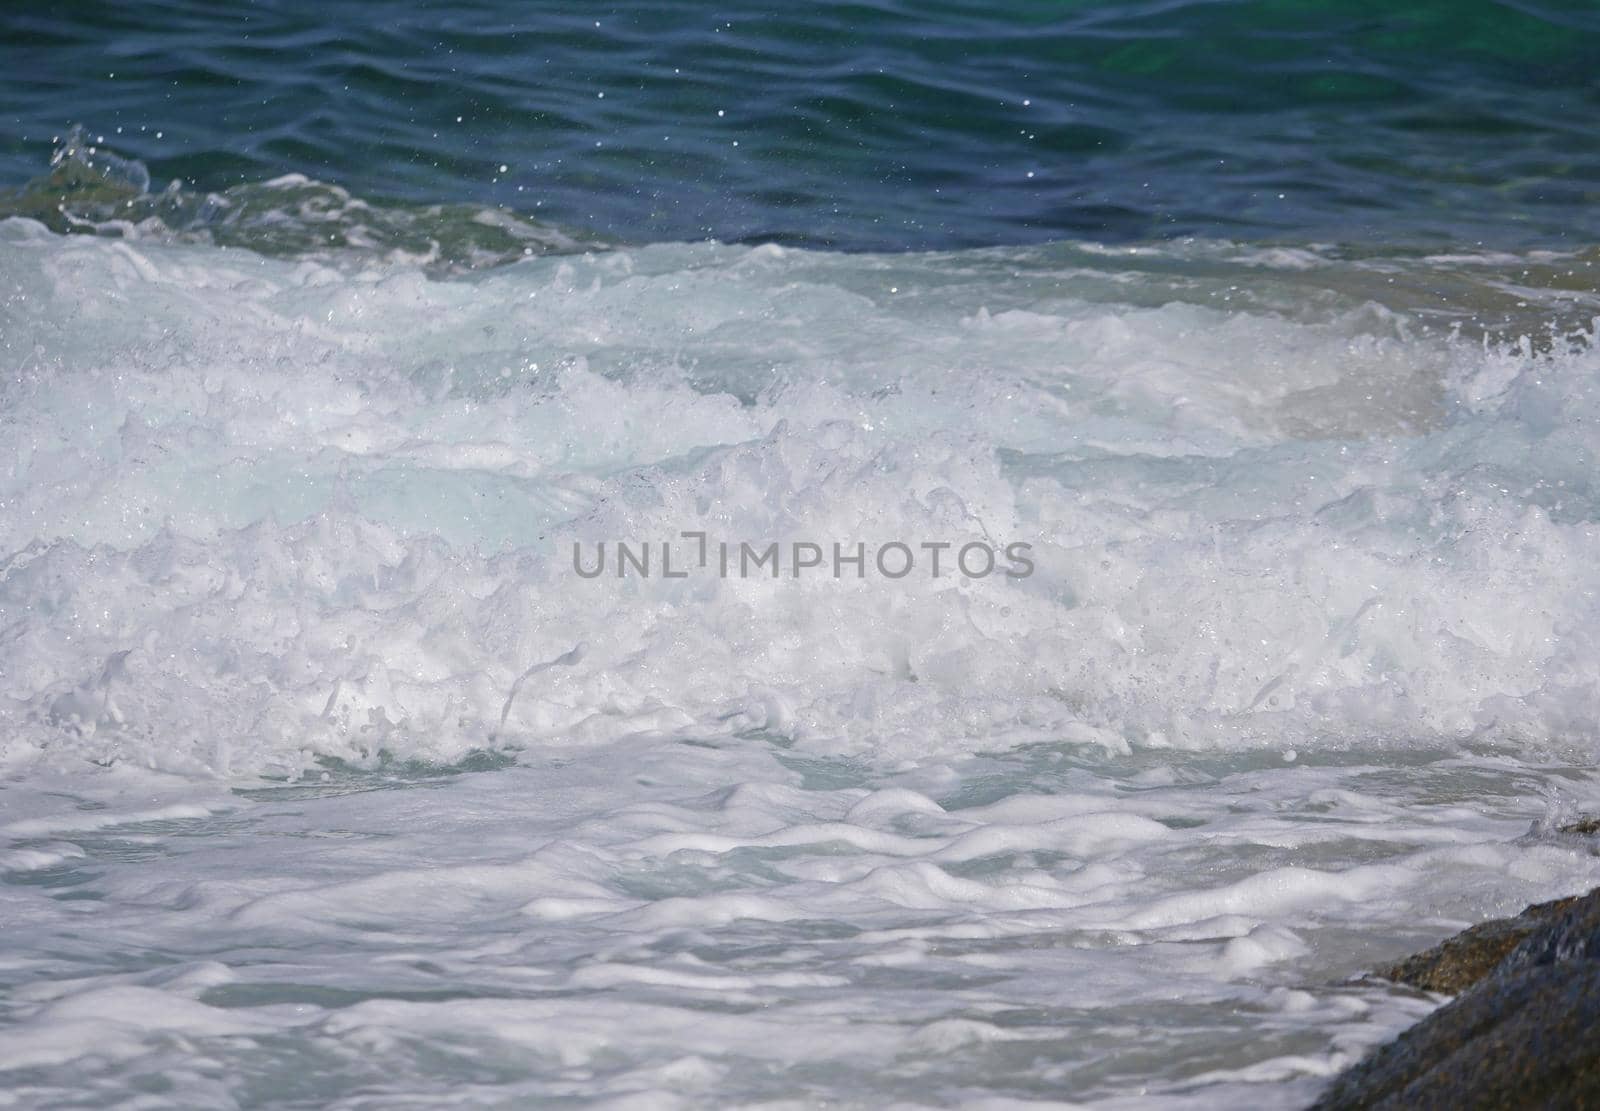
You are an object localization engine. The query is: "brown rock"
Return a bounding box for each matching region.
[1372,891,1586,994]
[1312,886,1600,1110]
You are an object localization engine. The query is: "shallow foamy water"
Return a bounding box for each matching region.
[3,220,1600,1106]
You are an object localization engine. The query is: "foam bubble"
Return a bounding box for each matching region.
[2,223,1599,776]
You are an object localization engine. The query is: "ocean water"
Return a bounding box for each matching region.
[6,0,1600,251]
[3,3,1600,1108]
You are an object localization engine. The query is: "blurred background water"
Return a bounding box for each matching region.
[3,0,1598,251]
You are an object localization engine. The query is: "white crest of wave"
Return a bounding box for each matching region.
[2,218,1596,776]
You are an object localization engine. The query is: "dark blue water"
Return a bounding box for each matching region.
[7,6,1600,1109]
[2,0,1599,251]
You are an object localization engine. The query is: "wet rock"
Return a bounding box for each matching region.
[1312,887,1600,1110]
[1372,891,1585,994]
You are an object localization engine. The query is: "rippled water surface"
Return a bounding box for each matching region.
[3,0,1599,248]
[3,3,1600,1109]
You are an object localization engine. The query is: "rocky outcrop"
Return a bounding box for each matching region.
[1311,885,1600,1109]
[1370,891,1587,994]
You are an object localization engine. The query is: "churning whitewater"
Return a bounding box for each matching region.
[2,214,1600,1107]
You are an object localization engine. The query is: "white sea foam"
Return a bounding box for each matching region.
[2,218,1597,774]
[2,220,1598,1106]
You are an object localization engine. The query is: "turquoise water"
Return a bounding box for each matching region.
[3,0,1599,250]
[5,5,1600,1109]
